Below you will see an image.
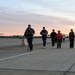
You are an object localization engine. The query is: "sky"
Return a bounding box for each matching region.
[0,0,75,36]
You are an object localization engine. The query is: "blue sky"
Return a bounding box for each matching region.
[0,0,75,19]
[0,0,75,36]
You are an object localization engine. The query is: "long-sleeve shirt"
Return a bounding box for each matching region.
[57,33,62,40]
[40,30,48,37]
[24,28,35,37]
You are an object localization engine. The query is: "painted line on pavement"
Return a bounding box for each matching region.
[0,49,44,61]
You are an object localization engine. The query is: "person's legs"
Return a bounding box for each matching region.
[29,37,33,51]
[72,39,74,48]
[42,37,46,49]
[70,39,72,48]
[43,37,46,47]
[27,37,30,50]
[57,40,61,48]
[73,40,74,48]
[27,37,33,51]
[26,38,29,50]
[27,38,29,47]
[42,38,44,47]
[59,40,61,48]
[52,38,55,47]
[52,39,54,46]
[57,40,59,48]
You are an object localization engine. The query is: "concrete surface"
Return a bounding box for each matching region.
[0,39,75,75]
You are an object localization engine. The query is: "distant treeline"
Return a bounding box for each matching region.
[0,36,45,38]
[0,35,70,39]
[0,35,20,38]
[0,35,49,38]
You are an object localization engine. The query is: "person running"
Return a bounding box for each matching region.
[62,34,65,42]
[69,29,74,48]
[24,24,35,51]
[56,30,62,49]
[50,29,57,47]
[40,27,48,49]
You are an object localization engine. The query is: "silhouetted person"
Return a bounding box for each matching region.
[50,29,57,47]
[24,24,35,51]
[62,34,65,42]
[40,27,48,49]
[57,30,62,49]
[69,29,74,48]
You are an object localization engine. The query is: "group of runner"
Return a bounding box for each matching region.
[24,24,74,51]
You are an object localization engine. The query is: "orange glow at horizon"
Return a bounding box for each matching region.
[1,13,75,36]
[2,27,71,36]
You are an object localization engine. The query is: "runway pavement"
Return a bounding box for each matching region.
[0,40,75,75]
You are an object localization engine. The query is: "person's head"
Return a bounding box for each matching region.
[52,29,55,32]
[43,27,45,30]
[28,24,31,28]
[58,30,60,33]
[71,29,73,32]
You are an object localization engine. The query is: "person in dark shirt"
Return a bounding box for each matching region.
[40,27,48,49]
[50,29,57,47]
[24,24,35,51]
[69,29,74,48]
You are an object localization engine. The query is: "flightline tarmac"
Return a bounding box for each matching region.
[0,40,75,75]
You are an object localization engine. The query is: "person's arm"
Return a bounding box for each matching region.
[33,29,35,34]
[46,30,48,35]
[24,29,28,37]
[40,30,42,35]
[31,29,35,35]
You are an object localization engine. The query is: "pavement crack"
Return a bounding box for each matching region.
[63,63,75,75]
